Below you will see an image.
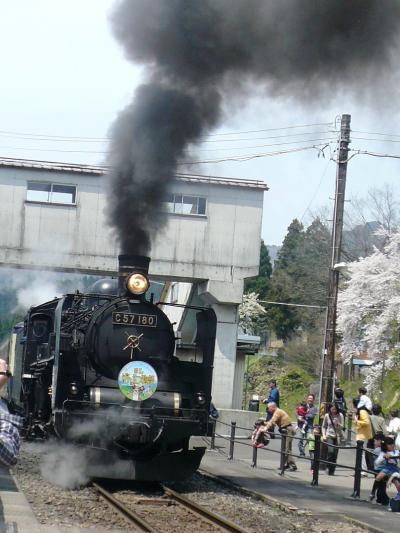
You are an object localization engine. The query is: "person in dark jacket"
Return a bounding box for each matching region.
[264,379,280,407]
[263,380,280,438]
[334,387,347,424]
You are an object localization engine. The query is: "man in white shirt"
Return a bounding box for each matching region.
[357,387,372,413]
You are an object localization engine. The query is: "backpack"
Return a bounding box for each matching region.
[389,498,400,512]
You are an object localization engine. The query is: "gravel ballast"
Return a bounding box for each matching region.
[12,442,370,532]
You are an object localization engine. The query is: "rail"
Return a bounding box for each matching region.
[93,480,249,532]
[162,485,249,533]
[92,481,157,532]
[208,415,386,499]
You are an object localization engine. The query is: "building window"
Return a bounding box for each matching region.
[164,194,206,215]
[27,182,76,205]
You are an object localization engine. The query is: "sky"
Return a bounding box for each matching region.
[1,0,400,246]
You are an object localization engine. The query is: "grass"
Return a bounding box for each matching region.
[244,355,315,419]
[244,355,400,419]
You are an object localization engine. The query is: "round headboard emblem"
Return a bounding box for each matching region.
[118,361,158,401]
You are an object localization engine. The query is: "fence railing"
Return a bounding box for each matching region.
[209,416,382,499]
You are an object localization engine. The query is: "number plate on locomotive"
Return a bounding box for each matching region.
[112,312,157,327]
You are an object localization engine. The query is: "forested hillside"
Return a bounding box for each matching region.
[242,184,400,411]
[243,217,330,378]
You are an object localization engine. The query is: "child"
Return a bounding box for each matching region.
[251,418,270,448]
[306,428,316,471]
[369,433,384,502]
[374,437,400,482]
[296,402,308,434]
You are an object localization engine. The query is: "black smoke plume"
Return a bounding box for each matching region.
[107,0,400,255]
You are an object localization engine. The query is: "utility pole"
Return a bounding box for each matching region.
[319,114,351,412]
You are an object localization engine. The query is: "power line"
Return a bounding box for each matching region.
[300,158,332,222]
[352,136,400,144]
[259,299,326,310]
[0,146,107,154]
[348,149,400,161]
[0,139,336,160]
[352,129,400,139]
[0,129,336,145]
[0,130,107,141]
[195,136,337,152]
[0,121,333,143]
[201,130,336,143]
[179,143,334,165]
[0,133,108,144]
[206,122,333,136]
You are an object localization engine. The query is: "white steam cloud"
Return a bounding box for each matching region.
[39,441,90,489]
[16,279,60,310]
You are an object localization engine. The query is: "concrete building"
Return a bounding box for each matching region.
[0,157,267,408]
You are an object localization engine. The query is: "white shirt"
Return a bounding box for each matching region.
[388,417,400,434]
[374,449,400,469]
[357,394,372,412]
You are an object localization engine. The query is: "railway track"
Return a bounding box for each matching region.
[92,481,249,533]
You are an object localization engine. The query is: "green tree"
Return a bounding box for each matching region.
[266,217,330,340]
[244,240,272,299]
[266,219,305,339]
[274,219,304,269]
[296,217,330,330]
[284,330,325,376]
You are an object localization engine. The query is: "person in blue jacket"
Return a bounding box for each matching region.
[263,380,280,437]
[264,379,280,407]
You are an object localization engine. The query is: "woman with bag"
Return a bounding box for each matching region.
[367,404,387,470]
[322,404,344,475]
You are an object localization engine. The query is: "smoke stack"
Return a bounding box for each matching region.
[118,254,150,296]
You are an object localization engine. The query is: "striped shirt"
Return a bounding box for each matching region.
[0,411,23,467]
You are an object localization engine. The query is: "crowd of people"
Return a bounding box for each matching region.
[250,380,400,512]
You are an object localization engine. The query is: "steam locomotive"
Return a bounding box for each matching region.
[8,255,217,481]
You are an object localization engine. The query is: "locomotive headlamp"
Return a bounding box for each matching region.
[69,382,79,396]
[196,392,206,406]
[126,273,149,295]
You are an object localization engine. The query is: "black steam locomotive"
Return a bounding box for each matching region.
[9,255,217,481]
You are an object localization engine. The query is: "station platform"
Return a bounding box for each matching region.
[196,436,400,533]
[0,465,42,532]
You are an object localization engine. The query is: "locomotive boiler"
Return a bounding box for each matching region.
[10,255,217,481]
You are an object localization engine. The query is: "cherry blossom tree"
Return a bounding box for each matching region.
[239,292,266,335]
[337,231,400,392]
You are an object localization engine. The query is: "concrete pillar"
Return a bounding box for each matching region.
[210,303,239,409]
[232,351,246,409]
[197,279,243,409]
